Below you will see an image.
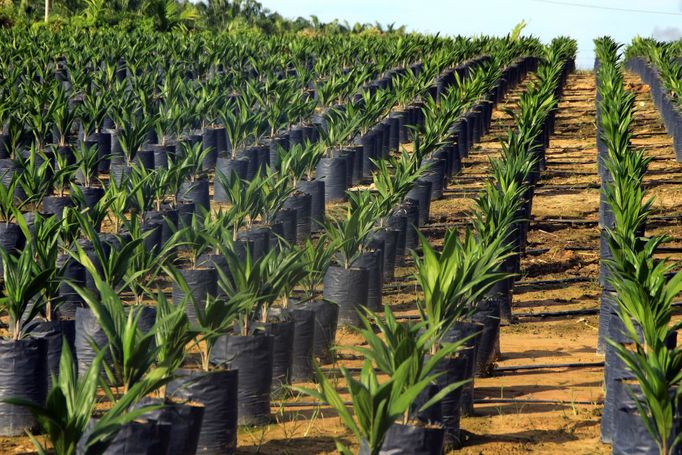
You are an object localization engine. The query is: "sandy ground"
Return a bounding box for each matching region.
[3,69,682,455]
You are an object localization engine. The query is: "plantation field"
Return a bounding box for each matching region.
[0,16,681,454]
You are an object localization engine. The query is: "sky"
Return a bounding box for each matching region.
[258,0,682,69]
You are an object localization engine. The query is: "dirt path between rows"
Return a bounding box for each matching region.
[447,69,681,454]
[426,70,606,455]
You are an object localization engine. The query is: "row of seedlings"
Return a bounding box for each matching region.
[293,41,571,454]
[595,36,633,357]
[625,38,682,162]
[598,36,682,455]
[495,36,577,321]
[595,37,654,447]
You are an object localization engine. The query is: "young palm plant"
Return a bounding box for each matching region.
[169,263,252,371]
[4,342,167,455]
[0,239,54,340]
[413,228,509,356]
[322,202,377,326]
[351,306,471,426]
[70,274,165,395]
[73,141,103,189]
[294,314,458,455]
[606,233,682,455]
[17,212,62,321]
[17,148,54,210]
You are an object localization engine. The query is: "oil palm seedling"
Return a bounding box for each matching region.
[276,143,322,238]
[0,240,54,341]
[72,141,103,189]
[316,107,361,202]
[216,243,277,337]
[121,215,179,306]
[50,83,78,150]
[296,235,340,364]
[17,148,55,210]
[244,246,308,388]
[4,342,168,455]
[45,151,77,219]
[70,210,142,294]
[171,264,252,371]
[412,228,509,441]
[173,252,269,429]
[69,182,115,234]
[371,150,426,212]
[70,273,168,395]
[219,171,268,242]
[340,305,472,452]
[169,212,219,321]
[202,256,274,432]
[79,84,109,142]
[126,164,167,250]
[257,171,295,244]
[101,176,130,234]
[149,161,186,213]
[294,337,451,455]
[262,245,308,314]
[153,290,198,374]
[25,82,57,152]
[53,149,77,194]
[177,214,212,270]
[1,113,27,163]
[111,109,154,181]
[606,233,682,455]
[469,179,524,357]
[0,239,54,436]
[300,234,336,301]
[348,189,399,285]
[351,306,471,423]
[322,202,376,326]
[602,156,652,237]
[141,290,208,453]
[279,142,326,189]
[17,212,62,321]
[177,141,212,211]
[220,96,260,161]
[252,78,299,141]
[154,98,182,148]
[413,228,508,356]
[471,181,524,249]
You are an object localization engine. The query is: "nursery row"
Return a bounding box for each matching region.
[625,39,682,164]
[595,37,682,455]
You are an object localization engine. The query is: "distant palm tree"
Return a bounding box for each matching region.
[147,0,198,31]
[197,0,266,31]
[309,14,321,30]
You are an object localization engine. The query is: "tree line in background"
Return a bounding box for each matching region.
[0,0,408,33]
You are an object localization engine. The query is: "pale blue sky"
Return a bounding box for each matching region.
[259,0,682,69]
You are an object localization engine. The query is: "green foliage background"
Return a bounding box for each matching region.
[0,0,409,34]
